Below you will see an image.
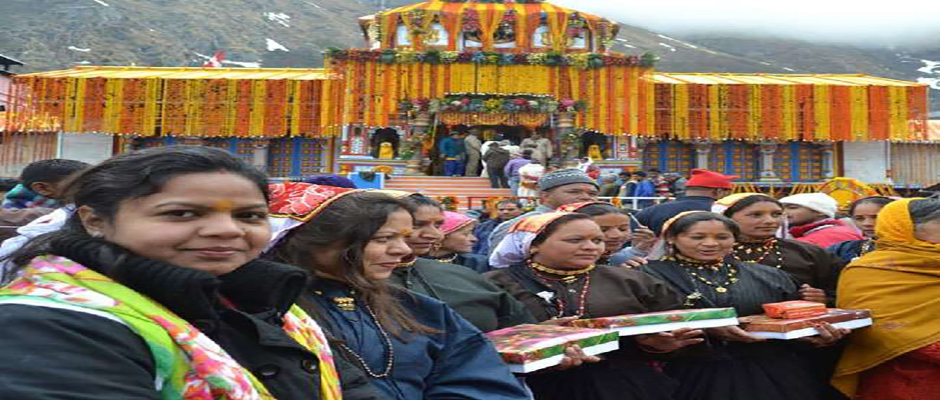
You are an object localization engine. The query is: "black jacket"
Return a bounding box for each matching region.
[0,237,383,400]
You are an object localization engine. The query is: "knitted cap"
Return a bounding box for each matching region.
[686,169,738,189]
[780,193,838,218]
[537,168,599,192]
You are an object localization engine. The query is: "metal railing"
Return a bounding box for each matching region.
[465,196,673,211]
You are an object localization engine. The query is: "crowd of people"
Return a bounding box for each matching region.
[0,146,935,400]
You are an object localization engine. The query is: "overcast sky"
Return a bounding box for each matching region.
[551,0,940,47]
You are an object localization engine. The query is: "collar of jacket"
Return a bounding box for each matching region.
[788,218,846,238]
[48,236,308,323]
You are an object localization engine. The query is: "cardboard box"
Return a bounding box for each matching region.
[567,308,739,336]
[486,324,620,373]
[740,309,873,340]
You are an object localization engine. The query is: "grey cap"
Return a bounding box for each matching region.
[538,168,600,192]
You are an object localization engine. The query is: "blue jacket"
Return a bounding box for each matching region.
[438,137,466,159]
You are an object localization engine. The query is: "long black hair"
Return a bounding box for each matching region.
[4,146,269,279]
[664,212,741,240]
[270,192,435,338]
[849,196,895,217]
[722,195,783,218]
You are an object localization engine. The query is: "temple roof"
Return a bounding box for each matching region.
[16,66,332,80]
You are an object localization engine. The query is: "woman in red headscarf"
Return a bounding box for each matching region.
[265,183,529,400]
[425,211,491,273]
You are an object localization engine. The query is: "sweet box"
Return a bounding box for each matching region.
[567,308,739,336]
[739,309,873,340]
[485,324,620,373]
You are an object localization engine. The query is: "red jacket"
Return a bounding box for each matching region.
[789,219,864,249]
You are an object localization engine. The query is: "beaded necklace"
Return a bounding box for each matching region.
[733,238,785,269]
[324,291,395,379]
[668,255,739,294]
[859,239,875,256]
[429,254,459,264]
[528,262,594,317]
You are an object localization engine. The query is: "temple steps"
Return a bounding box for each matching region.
[384,176,512,211]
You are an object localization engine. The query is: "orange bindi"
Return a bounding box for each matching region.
[212,199,235,212]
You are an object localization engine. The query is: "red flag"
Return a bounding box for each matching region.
[203,51,225,68]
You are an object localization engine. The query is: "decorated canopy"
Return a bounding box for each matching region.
[3,67,343,137]
[359,0,618,53]
[651,73,931,142]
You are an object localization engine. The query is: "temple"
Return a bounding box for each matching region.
[1,0,935,188]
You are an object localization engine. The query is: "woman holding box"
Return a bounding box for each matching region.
[486,211,704,400]
[641,211,847,400]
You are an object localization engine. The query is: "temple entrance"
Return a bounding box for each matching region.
[426,124,556,176]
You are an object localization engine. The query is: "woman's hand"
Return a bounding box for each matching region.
[798,284,827,303]
[630,227,659,253]
[636,328,705,353]
[706,326,766,343]
[797,322,851,347]
[620,257,648,269]
[555,345,601,370]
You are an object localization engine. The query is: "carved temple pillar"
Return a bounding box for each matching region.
[251,139,270,170]
[821,143,835,180]
[404,112,431,176]
[759,141,783,182]
[694,140,712,170]
[556,112,579,168]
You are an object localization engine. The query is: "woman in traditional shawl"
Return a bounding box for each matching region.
[266,183,529,400]
[557,201,658,267]
[833,198,940,400]
[712,193,846,305]
[828,196,896,263]
[486,211,703,400]
[425,211,491,273]
[640,211,847,400]
[0,146,349,400]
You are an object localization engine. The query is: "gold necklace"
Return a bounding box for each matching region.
[678,260,739,294]
[733,238,784,269]
[529,262,596,284]
[396,258,417,268]
[666,254,724,271]
[860,239,875,256]
[431,254,459,264]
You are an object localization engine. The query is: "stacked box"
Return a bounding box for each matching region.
[568,308,739,336]
[486,324,620,373]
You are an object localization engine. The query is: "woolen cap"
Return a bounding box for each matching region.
[780,193,838,218]
[686,169,738,189]
[538,169,599,192]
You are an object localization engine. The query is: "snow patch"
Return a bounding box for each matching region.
[918,59,940,75]
[304,1,323,9]
[92,0,109,6]
[68,46,91,52]
[224,60,262,68]
[783,67,795,72]
[266,38,289,52]
[615,38,629,42]
[264,12,291,27]
[760,61,771,66]
[683,42,699,49]
[917,77,940,90]
[658,43,677,52]
[656,34,681,42]
[622,44,636,49]
[74,61,92,65]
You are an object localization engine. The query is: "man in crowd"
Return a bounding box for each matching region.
[634,169,737,235]
[649,168,673,198]
[488,168,599,253]
[520,131,553,166]
[665,172,687,198]
[473,199,524,255]
[483,142,511,188]
[464,130,483,177]
[504,149,533,196]
[438,132,466,177]
[598,175,621,197]
[2,159,89,210]
[780,192,864,248]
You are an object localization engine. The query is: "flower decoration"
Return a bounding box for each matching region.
[323,49,655,69]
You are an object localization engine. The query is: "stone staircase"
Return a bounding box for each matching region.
[384,176,512,211]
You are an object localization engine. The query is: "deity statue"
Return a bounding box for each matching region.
[378,142,395,159]
[588,144,603,161]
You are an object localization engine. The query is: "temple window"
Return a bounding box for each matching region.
[396,23,411,46]
[424,23,448,47]
[532,24,551,48]
[493,12,516,48]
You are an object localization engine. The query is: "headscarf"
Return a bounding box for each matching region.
[712,192,788,238]
[441,211,475,236]
[302,174,358,189]
[648,210,711,260]
[266,182,361,251]
[832,198,940,397]
[488,212,572,269]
